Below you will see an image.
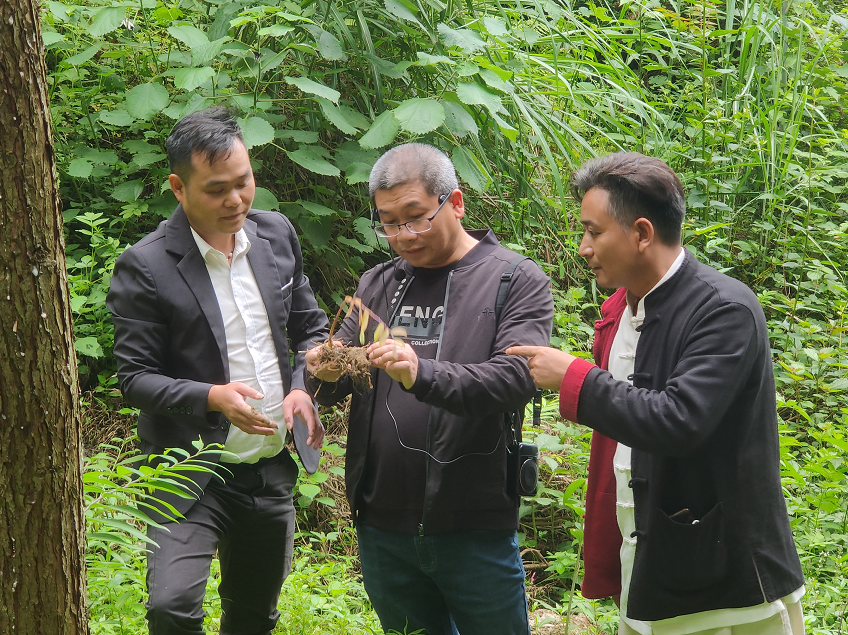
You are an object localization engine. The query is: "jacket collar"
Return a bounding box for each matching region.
[396,227,500,278]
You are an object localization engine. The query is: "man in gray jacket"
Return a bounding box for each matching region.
[306,143,553,635]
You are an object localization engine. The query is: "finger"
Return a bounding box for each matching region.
[505,346,542,358]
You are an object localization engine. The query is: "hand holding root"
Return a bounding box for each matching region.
[367,339,418,390]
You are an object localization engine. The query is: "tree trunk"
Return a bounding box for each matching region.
[0,1,89,633]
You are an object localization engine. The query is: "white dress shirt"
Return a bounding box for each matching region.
[608,249,803,635]
[191,228,287,464]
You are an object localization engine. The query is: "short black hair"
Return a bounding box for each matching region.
[166,106,245,182]
[570,152,685,245]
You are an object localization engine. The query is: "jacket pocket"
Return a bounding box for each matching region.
[644,502,728,592]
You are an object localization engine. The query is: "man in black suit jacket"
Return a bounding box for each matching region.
[107,107,328,635]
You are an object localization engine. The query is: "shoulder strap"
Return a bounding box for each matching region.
[493,254,542,445]
[494,255,528,326]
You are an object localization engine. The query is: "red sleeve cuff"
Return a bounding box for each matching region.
[559,357,595,422]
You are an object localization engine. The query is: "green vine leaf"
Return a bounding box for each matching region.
[456,81,505,116]
[358,111,399,150]
[285,76,341,104]
[88,6,125,38]
[170,67,215,91]
[437,23,487,53]
[240,117,276,149]
[125,82,170,120]
[286,146,340,176]
[442,101,478,137]
[393,98,445,134]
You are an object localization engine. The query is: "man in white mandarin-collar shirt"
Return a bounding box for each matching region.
[509,153,804,635]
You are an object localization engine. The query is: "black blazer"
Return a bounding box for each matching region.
[107,205,328,519]
[577,250,804,620]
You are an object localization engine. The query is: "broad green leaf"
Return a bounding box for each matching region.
[299,482,322,498]
[162,93,209,121]
[259,24,295,37]
[42,31,64,47]
[74,336,103,358]
[47,1,70,21]
[353,216,382,248]
[335,141,379,171]
[111,180,145,203]
[131,152,166,168]
[456,61,479,77]
[491,112,518,141]
[299,219,331,250]
[456,81,505,115]
[171,66,215,91]
[483,17,508,37]
[437,23,487,53]
[315,497,336,507]
[240,117,276,149]
[125,82,169,120]
[385,0,423,27]
[452,146,490,192]
[316,29,346,61]
[442,101,478,137]
[98,110,134,127]
[61,44,102,67]
[88,6,125,37]
[252,187,280,211]
[276,130,320,144]
[299,200,337,217]
[345,162,372,184]
[358,111,399,150]
[317,97,357,135]
[393,98,445,134]
[479,68,513,94]
[192,37,230,66]
[70,295,87,313]
[336,105,371,130]
[285,76,340,104]
[167,25,209,49]
[338,236,373,253]
[286,147,340,176]
[417,52,454,66]
[67,159,92,179]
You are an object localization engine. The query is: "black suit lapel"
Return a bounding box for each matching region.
[244,220,289,358]
[166,206,230,381]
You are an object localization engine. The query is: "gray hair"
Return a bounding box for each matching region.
[369,143,459,201]
[570,152,686,245]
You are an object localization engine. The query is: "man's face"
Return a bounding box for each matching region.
[374,181,466,269]
[578,187,641,289]
[169,140,255,243]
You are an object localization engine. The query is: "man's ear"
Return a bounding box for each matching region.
[169,173,186,203]
[633,217,655,253]
[450,189,465,219]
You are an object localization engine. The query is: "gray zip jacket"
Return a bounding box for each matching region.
[308,229,553,534]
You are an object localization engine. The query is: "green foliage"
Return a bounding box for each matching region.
[50,0,848,629]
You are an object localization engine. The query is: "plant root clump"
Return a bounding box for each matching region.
[313,342,372,391]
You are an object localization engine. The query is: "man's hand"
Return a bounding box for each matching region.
[207,383,276,435]
[305,340,345,382]
[283,388,325,449]
[367,339,418,390]
[506,346,578,390]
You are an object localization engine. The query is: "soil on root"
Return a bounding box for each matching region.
[312,342,372,391]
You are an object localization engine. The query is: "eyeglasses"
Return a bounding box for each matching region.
[371,193,450,238]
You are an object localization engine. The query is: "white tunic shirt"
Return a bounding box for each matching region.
[608,249,803,635]
[191,228,287,464]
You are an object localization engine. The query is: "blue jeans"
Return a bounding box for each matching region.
[356,524,530,635]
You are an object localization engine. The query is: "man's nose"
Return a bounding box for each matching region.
[578,237,592,258]
[224,188,240,206]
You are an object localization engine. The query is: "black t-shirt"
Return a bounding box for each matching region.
[358,266,450,533]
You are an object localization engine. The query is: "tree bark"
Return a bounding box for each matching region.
[0,1,89,633]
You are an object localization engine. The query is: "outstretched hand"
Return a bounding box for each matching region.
[367,339,418,390]
[207,382,277,435]
[283,388,325,449]
[506,346,578,390]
